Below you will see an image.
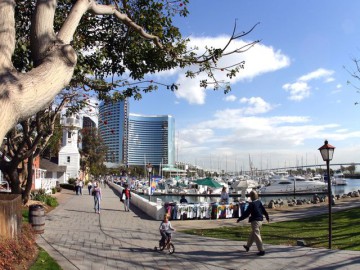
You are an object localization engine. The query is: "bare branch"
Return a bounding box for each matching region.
[90,1,164,49]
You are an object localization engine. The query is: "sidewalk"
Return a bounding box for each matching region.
[36,185,360,270]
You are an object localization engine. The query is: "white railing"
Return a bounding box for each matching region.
[109,182,165,220]
[34,178,57,194]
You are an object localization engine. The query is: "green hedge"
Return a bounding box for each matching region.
[60,183,75,190]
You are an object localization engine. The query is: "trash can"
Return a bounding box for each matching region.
[29,204,45,234]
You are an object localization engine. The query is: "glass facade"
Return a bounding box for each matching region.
[98,100,129,165]
[127,114,175,166]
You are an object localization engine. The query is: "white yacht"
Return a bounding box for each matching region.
[269,171,290,181]
[332,170,347,186]
[259,175,327,194]
[230,177,260,194]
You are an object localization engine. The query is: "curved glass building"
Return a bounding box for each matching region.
[98,100,129,165]
[127,114,175,167]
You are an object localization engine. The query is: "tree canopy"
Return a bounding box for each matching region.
[0,0,258,142]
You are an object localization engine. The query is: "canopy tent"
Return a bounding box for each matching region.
[193,177,223,188]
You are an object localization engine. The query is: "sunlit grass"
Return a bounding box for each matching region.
[181,207,360,250]
[30,247,62,270]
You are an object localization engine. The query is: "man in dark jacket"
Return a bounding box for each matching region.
[237,190,269,256]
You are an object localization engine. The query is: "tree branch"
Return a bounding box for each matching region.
[31,0,58,65]
[0,0,16,71]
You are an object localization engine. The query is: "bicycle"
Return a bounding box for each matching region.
[154,233,175,254]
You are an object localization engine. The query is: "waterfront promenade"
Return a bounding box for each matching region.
[36,185,360,270]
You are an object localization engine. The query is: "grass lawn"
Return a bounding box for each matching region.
[181,207,360,251]
[30,247,62,270]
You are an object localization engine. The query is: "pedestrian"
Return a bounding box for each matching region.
[220,186,229,204]
[87,181,93,195]
[121,184,131,212]
[92,182,102,214]
[236,190,269,256]
[180,195,188,204]
[75,179,80,195]
[79,179,84,195]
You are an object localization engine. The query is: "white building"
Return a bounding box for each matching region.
[58,114,81,180]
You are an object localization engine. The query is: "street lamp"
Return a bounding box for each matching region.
[147,163,153,201]
[318,139,335,249]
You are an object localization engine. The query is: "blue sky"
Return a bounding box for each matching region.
[121,1,360,171]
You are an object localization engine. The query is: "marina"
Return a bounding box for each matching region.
[135,178,360,205]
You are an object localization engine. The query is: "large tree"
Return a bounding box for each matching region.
[0,0,258,143]
[0,99,68,202]
[79,126,107,177]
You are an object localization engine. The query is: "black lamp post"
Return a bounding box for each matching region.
[318,140,335,249]
[147,163,153,201]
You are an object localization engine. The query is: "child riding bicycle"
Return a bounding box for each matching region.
[159,214,175,248]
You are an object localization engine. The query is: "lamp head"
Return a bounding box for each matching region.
[318,140,335,161]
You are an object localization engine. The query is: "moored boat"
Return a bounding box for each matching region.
[332,170,347,185]
[259,175,327,194]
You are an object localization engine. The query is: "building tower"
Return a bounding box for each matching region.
[58,114,82,180]
[126,114,175,167]
[98,99,129,167]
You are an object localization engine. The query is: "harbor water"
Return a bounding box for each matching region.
[145,178,360,205]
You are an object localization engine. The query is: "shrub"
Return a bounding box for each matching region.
[44,196,58,207]
[60,183,75,190]
[32,194,59,207]
[51,187,56,194]
[0,224,38,270]
[67,178,77,185]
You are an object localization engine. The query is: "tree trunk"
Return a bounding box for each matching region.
[23,155,34,204]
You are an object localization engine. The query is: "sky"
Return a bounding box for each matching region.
[119,0,360,172]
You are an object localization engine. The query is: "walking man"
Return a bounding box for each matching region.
[237,190,269,256]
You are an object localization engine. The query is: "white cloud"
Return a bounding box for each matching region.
[174,74,207,104]
[173,36,290,104]
[282,81,310,101]
[298,68,334,82]
[331,83,343,94]
[223,94,237,102]
[239,97,273,115]
[283,68,335,101]
[325,77,335,83]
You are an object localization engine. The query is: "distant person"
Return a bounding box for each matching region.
[79,179,84,195]
[75,179,80,195]
[220,186,229,204]
[87,181,93,195]
[237,190,269,256]
[180,195,188,204]
[121,184,131,212]
[92,182,102,214]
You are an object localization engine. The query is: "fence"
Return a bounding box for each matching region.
[34,178,58,194]
[0,194,22,238]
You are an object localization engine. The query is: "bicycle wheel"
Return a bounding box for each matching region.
[167,243,175,254]
[159,241,165,251]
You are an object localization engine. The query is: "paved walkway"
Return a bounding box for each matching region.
[36,185,360,270]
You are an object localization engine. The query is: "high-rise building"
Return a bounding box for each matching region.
[82,116,96,129]
[98,100,129,166]
[126,114,175,167]
[98,100,175,168]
